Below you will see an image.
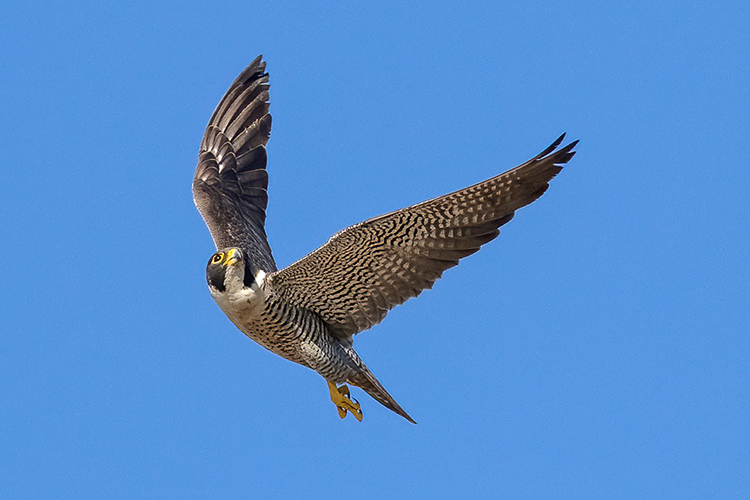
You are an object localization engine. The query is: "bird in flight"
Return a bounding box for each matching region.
[193,55,577,423]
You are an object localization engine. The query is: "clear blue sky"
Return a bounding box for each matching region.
[2,1,748,498]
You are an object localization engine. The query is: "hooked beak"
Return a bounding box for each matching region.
[222,248,242,267]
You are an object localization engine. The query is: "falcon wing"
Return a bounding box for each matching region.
[193,55,276,272]
[268,135,577,337]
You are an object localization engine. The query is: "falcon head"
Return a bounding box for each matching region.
[206,247,255,294]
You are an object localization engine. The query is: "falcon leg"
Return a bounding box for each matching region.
[327,381,363,421]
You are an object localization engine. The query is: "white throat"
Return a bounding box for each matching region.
[211,268,268,318]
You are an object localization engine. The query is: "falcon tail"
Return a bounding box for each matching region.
[349,368,416,424]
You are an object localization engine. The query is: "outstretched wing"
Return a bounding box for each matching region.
[268,135,577,337]
[193,55,276,272]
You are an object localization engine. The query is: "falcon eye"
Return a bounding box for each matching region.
[212,253,223,264]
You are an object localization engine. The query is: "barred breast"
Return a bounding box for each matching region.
[217,286,356,383]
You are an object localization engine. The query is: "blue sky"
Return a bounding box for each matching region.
[2,1,748,498]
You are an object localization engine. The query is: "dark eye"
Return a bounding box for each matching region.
[212,253,223,264]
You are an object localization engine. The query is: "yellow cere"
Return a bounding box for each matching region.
[223,248,240,266]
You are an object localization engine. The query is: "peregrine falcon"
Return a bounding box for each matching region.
[193,56,577,423]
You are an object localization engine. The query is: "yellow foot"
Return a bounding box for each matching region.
[327,381,363,421]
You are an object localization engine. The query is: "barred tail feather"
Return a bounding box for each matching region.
[349,369,416,424]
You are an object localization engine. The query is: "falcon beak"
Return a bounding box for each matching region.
[223,248,242,267]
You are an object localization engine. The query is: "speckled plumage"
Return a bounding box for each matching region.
[193,56,577,423]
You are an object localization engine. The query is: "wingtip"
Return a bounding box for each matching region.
[535,133,567,159]
[230,55,268,88]
[537,133,579,162]
[252,54,267,74]
[251,54,265,71]
[558,137,579,160]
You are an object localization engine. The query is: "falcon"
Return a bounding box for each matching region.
[193,56,577,423]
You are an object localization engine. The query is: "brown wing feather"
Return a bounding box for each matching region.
[268,135,578,337]
[193,55,276,272]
